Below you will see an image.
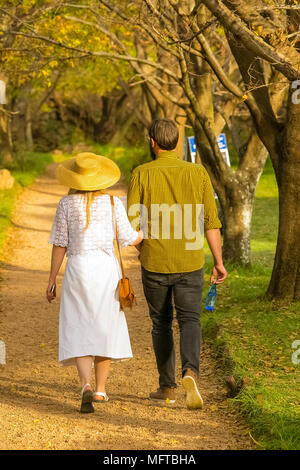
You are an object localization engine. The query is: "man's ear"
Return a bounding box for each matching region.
[150,138,155,148]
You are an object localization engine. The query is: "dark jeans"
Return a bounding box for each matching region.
[141,266,203,389]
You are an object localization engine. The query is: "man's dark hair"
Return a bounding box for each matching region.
[148,118,179,150]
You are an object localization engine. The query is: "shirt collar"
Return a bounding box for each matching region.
[156,151,179,160]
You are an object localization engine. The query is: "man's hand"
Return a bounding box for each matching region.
[205,229,227,284]
[210,264,228,284]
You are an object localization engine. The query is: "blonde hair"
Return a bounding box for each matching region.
[68,188,104,230]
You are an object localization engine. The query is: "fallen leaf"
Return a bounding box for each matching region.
[210,405,218,411]
[256,394,264,403]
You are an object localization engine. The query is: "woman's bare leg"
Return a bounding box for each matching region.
[75,356,93,390]
[94,356,111,400]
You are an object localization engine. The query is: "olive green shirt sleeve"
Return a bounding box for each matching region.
[202,168,222,231]
[127,169,141,232]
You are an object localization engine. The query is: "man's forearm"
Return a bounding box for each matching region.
[205,228,223,265]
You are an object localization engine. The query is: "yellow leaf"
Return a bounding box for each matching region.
[256,394,264,403]
[210,404,218,411]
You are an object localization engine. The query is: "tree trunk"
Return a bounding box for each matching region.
[110,112,136,146]
[267,90,300,301]
[25,103,34,150]
[267,174,300,300]
[0,106,13,165]
[221,196,253,265]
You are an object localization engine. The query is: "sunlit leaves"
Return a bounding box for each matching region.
[0,1,134,97]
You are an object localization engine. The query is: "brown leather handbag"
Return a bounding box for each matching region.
[110,195,136,310]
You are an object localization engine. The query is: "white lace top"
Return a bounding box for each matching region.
[48,194,139,257]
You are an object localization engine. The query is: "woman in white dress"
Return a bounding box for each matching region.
[46,152,143,413]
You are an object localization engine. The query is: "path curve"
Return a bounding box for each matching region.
[0,163,254,450]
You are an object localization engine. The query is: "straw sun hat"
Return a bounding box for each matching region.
[56,152,121,190]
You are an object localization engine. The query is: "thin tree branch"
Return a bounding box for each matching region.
[7,29,181,83]
[199,0,300,80]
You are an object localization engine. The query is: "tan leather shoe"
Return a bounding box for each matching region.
[182,368,203,410]
[149,387,176,404]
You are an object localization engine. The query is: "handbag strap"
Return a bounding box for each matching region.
[110,195,125,279]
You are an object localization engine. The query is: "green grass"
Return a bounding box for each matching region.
[9,151,54,186]
[202,157,300,450]
[0,152,54,255]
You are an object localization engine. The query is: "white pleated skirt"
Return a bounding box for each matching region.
[58,249,133,366]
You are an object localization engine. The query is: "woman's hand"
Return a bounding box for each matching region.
[46,279,56,303]
[47,245,66,303]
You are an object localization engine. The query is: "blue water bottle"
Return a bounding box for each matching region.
[205,283,217,311]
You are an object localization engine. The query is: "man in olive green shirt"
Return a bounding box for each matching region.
[127,119,227,409]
